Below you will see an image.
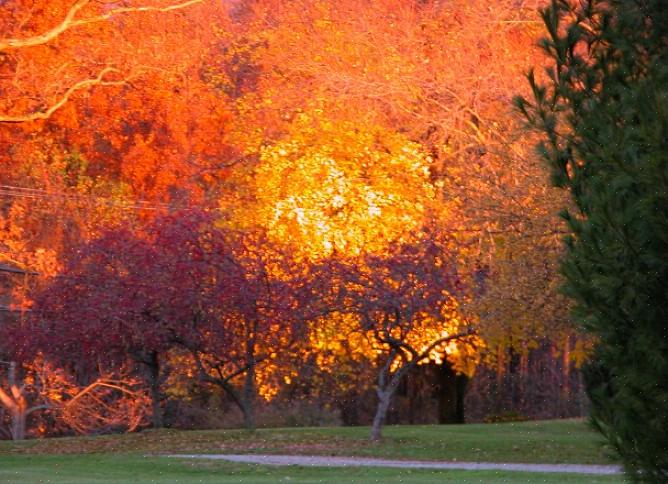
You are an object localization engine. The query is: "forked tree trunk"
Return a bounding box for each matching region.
[370,387,395,441]
[0,362,46,440]
[6,362,26,440]
[370,357,414,442]
[369,331,474,441]
[193,351,257,431]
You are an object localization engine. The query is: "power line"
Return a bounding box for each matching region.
[0,184,562,239]
[0,185,182,212]
[0,180,440,212]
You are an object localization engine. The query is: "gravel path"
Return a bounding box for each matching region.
[169,454,622,475]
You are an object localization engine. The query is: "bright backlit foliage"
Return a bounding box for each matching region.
[253,112,437,259]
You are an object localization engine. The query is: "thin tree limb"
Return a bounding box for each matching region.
[0,0,204,51]
[416,329,478,362]
[64,380,141,407]
[0,67,124,123]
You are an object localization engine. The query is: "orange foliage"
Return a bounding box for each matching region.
[0,0,212,122]
[0,0,581,434]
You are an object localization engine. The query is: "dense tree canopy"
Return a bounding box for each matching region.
[0,0,597,441]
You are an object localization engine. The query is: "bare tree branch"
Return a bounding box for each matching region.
[64,380,142,407]
[25,404,50,416]
[0,0,90,51]
[0,0,204,51]
[0,67,124,123]
[416,329,478,362]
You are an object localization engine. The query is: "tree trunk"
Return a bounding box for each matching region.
[145,352,163,428]
[10,406,27,441]
[0,362,29,440]
[370,388,394,442]
[241,360,256,430]
[562,335,571,381]
[240,324,257,431]
[370,357,409,441]
[496,347,505,386]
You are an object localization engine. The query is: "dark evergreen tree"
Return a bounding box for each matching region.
[516,1,668,481]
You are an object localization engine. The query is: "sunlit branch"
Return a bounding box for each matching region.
[0,67,124,123]
[374,329,417,361]
[0,0,204,51]
[0,387,16,412]
[0,0,90,51]
[376,348,397,397]
[416,329,478,362]
[64,380,142,407]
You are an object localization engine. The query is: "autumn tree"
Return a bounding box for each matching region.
[221,0,558,236]
[0,0,209,123]
[1,0,237,434]
[31,211,246,430]
[125,212,307,431]
[30,226,173,427]
[1,1,234,209]
[166,227,305,430]
[517,0,668,480]
[308,234,479,440]
[215,1,578,417]
[218,107,481,431]
[30,209,306,431]
[224,110,439,258]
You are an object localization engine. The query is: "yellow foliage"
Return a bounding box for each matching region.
[250,111,436,259]
[309,305,482,378]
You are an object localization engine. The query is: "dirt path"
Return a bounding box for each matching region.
[169,454,622,475]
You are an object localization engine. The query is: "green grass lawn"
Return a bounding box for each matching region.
[0,454,624,484]
[0,419,622,483]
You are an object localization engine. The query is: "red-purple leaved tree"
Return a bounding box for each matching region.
[30,227,172,427]
[32,209,306,431]
[159,225,306,430]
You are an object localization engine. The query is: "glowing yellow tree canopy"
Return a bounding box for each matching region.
[252,112,438,259]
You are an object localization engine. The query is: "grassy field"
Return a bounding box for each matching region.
[0,454,624,484]
[0,419,622,483]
